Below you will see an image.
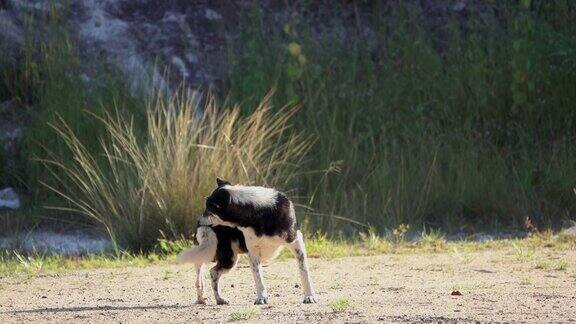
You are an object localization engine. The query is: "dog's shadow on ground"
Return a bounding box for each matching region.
[5,304,189,314]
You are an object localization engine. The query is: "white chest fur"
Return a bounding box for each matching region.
[239,227,285,261]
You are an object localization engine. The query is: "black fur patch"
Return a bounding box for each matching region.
[206,188,231,211]
[211,225,247,269]
[206,189,298,243]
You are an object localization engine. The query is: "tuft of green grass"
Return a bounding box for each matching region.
[512,242,535,262]
[420,227,447,250]
[534,259,569,271]
[12,251,45,278]
[329,282,343,290]
[162,270,172,280]
[330,298,352,313]
[534,260,550,270]
[451,247,475,264]
[359,227,391,253]
[553,261,569,271]
[156,234,192,256]
[229,308,258,321]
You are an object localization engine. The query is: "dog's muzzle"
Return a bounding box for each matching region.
[197,211,214,227]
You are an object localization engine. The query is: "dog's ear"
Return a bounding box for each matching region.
[216,178,231,187]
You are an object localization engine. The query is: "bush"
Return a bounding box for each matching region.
[42,90,310,251]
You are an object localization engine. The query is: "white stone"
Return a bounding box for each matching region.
[0,230,113,256]
[0,187,19,209]
[205,9,222,21]
[564,226,576,236]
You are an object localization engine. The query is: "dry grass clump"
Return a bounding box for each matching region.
[41,90,310,251]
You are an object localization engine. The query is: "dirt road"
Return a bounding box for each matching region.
[1,248,575,323]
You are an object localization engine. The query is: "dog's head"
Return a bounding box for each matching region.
[202,178,236,227]
[202,178,280,228]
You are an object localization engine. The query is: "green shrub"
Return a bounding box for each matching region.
[20,10,145,202]
[0,4,145,204]
[226,1,576,233]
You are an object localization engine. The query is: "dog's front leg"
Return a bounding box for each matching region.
[288,230,317,303]
[248,251,268,304]
[195,264,207,304]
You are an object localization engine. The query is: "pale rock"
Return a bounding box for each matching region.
[0,187,20,209]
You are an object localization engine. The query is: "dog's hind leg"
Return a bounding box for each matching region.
[288,230,317,303]
[248,252,268,305]
[210,252,238,305]
[195,264,207,304]
[209,265,229,305]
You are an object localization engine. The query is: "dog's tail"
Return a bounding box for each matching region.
[176,226,217,265]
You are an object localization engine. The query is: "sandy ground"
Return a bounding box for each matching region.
[1,249,575,323]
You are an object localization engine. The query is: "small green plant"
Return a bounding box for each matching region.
[330,298,352,313]
[13,251,45,277]
[442,265,455,275]
[534,259,568,271]
[229,308,258,321]
[420,227,447,250]
[392,224,410,243]
[512,242,534,262]
[553,261,569,271]
[519,277,533,285]
[305,233,348,259]
[451,247,474,264]
[359,227,390,253]
[157,233,193,256]
[534,260,550,270]
[162,270,172,280]
[330,282,343,290]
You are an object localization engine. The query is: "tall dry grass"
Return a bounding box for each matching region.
[40,90,310,251]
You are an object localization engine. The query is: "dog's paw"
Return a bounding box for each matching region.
[254,296,268,305]
[303,295,317,304]
[196,298,207,305]
[216,298,230,305]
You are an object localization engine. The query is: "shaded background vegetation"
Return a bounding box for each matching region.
[1,0,576,250]
[226,0,576,233]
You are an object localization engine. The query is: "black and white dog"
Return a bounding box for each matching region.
[177,178,316,305]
